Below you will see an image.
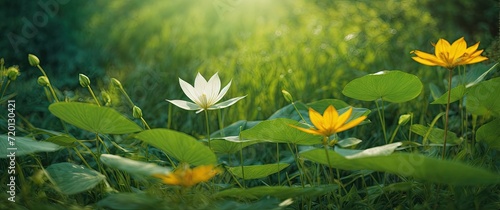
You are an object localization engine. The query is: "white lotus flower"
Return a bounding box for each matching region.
[167,72,246,113]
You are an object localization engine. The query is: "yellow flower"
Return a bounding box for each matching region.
[290,105,366,137]
[153,164,221,187]
[411,37,487,69]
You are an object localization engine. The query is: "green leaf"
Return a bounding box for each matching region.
[337,138,362,148]
[431,85,467,104]
[240,118,322,145]
[0,135,62,158]
[227,163,289,180]
[100,154,170,176]
[134,129,216,166]
[342,70,423,103]
[466,77,500,117]
[215,185,338,200]
[300,149,500,185]
[476,118,500,151]
[210,136,261,154]
[45,135,77,147]
[45,162,105,195]
[410,124,462,145]
[463,63,498,88]
[211,120,260,138]
[49,102,142,134]
[334,142,402,159]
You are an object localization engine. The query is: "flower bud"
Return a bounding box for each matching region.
[28,54,40,66]
[111,78,123,89]
[6,66,20,81]
[37,76,50,86]
[101,91,112,106]
[398,114,411,126]
[79,73,91,87]
[132,105,143,118]
[281,90,293,103]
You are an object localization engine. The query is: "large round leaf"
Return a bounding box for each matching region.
[240,118,322,145]
[342,70,423,103]
[466,77,500,117]
[134,129,216,166]
[476,118,500,151]
[49,102,142,134]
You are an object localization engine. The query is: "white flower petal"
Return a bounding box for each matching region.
[166,99,201,111]
[209,95,246,110]
[206,73,221,105]
[179,78,201,105]
[215,79,232,103]
[194,72,208,93]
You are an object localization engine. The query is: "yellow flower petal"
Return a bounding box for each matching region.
[412,37,487,69]
[335,107,352,130]
[153,164,220,187]
[336,115,367,133]
[290,105,366,139]
[309,108,326,131]
[450,37,466,63]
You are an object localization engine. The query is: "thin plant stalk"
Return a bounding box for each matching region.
[375,99,388,143]
[217,109,225,136]
[204,110,212,149]
[442,69,453,159]
[87,86,101,106]
[36,65,59,102]
[287,143,305,188]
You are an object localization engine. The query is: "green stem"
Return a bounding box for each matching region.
[1,79,10,98]
[87,86,101,106]
[204,110,212,149]
[287,143,305,188]
[36,65,59,102]
[292,102,307,123]
[442,69,453,159]
[240,141,245,187]
[118,86,135,108]
[140,117,151,129]
[217,109,225,136]
[276,143,281,186]
[375,99,387,143]
[323,137,334,184]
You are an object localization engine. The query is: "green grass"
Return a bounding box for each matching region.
[1,0,500,209]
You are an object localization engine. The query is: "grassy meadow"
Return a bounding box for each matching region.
[1,0,500,209]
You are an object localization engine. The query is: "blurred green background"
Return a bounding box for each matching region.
[2,0,498,136]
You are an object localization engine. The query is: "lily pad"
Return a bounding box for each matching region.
[134,129,216,166]
[466,77,500,117]
[210,136,262,154]
[342,70,423,103]
[240,118,322,145]
[49,102,142,134]
[476,118,500,151]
